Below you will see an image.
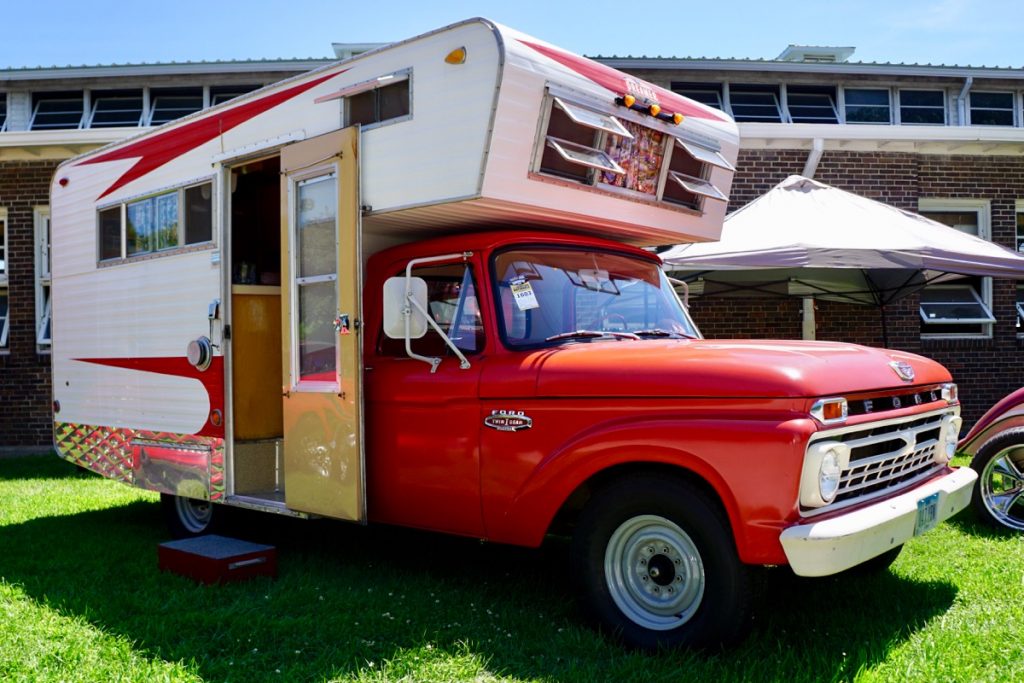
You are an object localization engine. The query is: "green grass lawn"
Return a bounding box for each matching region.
[1,454,1022,683]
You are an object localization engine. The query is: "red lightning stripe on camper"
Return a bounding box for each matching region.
[76,356,225,438]
[518,39,728,123]
[79,71,344,199]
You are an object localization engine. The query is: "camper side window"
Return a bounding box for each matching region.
[97,181,213,263]
[345,76,410,129]
[533,94,730,212]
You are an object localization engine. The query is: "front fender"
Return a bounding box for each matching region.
[959,387,1024,456]
[482,415,814,565]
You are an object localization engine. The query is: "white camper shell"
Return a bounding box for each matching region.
[50,18,737,523]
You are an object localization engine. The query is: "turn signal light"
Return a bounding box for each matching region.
[810,397,848,425]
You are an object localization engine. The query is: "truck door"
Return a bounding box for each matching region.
[279,128,364,520]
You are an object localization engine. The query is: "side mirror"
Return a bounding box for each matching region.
[383,276,429,339]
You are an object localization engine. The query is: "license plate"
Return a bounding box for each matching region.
[914,492,941,536]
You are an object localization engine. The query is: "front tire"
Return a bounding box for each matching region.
[161,492,217,539]
[970,429,1024,532]
[571,474,750,650]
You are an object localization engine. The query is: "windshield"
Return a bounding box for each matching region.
[493,248,700,347]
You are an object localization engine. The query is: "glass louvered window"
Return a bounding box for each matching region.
[30,92,85,130]
[149,88,204,125]
[844,88,891,124]
[728,87,782,122]
[787,88,839,123]
[969,92,1014,126]
[899,90,946,125]
[211,84,262,106]
[88,90,145,128]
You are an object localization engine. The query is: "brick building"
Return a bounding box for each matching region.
[2,40,1024,449]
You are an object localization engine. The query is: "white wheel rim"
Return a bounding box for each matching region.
[175,496,212,534]
[604,514,705,631]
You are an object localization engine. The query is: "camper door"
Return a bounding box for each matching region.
[280,128,364,521]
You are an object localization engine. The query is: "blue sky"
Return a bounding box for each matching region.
[2,0,1022,69]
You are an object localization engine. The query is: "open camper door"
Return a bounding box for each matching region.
[279,128,364,521]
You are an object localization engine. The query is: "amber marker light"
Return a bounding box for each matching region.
[810,397,848,425]
[649,103,661,116]
[623,94,636,108]
[673,113,685,125]
[444,47,467,64]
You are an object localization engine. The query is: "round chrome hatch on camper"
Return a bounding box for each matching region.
[187,336,214,371]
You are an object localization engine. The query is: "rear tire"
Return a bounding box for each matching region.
[571,474,750,650]
[970,429,1024,532]
[161,492,217,539]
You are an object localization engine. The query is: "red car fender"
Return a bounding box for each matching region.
[483,416,811,565]
[959,386,1024,456]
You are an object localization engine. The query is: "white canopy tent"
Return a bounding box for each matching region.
[661,175,1024,344]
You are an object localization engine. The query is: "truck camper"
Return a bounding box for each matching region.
[51,18,976,649]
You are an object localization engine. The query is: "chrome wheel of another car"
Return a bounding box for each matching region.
[972,436,1024,531]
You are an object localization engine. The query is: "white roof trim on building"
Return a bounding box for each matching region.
[739,122,1024,155]
[0,60,333,82]
[597,58,1024,80]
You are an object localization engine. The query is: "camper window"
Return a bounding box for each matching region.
[345,75,410,128]
[538,96,630,183]
[97,181,213,263]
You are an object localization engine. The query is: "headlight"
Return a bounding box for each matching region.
[800,441,851,508]
[936,414,963,464]
[941,383,959,405]
[819,450,842,503]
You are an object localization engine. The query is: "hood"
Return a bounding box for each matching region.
[485,339,951,399]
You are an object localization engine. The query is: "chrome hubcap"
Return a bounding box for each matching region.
[980,445,1024,531]
[604,514,705,631]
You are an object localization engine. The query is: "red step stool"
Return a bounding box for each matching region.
[158,534,277,584]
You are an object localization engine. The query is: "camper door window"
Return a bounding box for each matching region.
[97,180,214,263]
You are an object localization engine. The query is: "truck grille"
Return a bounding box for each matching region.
[807,410,949,513]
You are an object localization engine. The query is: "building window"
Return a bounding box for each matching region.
[99,181,213,263]
[30,92,85,130]
[969,91,1015,126]
[844,88,891,124]
[727,86,782,122]
[0,93,7,132]
[0,209,6,282]
[786,87,839,124]
[670,83,723,110]
[1017,203,1024,252]
[0,209,6,351]
[344,74,410,128]
[1016,286,1024,329]
[35,208,51,351]
[149,88,204,126]
[919,200,993,337]
[88,90,145,128]
[899,89,946,125]
[210,85,262,106]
